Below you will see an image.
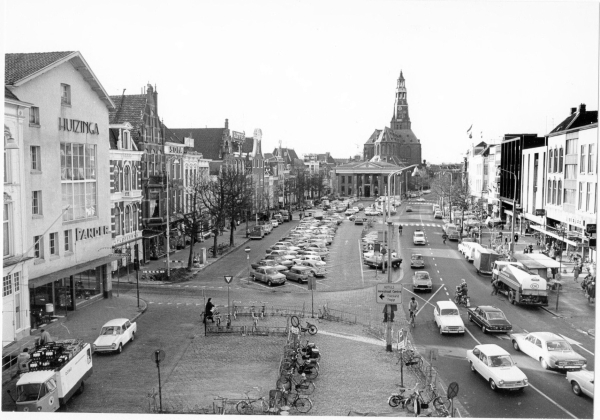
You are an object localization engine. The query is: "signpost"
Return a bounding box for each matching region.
[447,382,459,417]
[224,276,233,318]
[307,277,317,317]
[376,283,403,304]
[151,349,166,413]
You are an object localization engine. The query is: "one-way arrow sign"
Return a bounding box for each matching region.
[376,283,402,304]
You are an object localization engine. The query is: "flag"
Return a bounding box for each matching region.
[466,124,472,134]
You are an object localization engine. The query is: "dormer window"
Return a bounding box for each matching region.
[122,130,130,150]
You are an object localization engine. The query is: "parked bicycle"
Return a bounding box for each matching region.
[397,348,423,368]
[405,383,451,415]
[279,386,313,413]
[388,382,419,408]
[235,388,269,415]
[290,315,318,335]
[280,351,319,379]
[276,370,316,395]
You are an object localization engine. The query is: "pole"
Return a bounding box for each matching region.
[386,221,393,352]
[556,228,564,311]
[157,358,163,413]
[135,244,140,308]
[165,164,171,280]
[227,285,230,319]
[311,287,314,318]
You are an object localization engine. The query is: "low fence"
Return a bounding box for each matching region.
[205,325,288,336]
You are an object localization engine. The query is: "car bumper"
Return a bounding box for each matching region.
[440,327,464,334]
[498,381,528,389]
[413,285,432,291]
[414,241,426,245]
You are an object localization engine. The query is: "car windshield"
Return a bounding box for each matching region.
[17,384,41,402]
[441,309,459,316]
[547,340,572,351]
[489,355,514,367]
[100,326,121,335]
[414,233,424,237]
[412,256,423,260]
[416,273,430,280]
[265,268,278,275]
[486,312,506,320]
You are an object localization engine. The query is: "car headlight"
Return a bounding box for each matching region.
[499,380,505,385]
[112,343,117,349]
[92,344,96,349]
[523,378,528,384]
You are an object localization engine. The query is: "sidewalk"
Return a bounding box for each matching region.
[2,294,147,387]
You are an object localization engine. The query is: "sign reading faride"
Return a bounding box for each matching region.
[376,283,402,304]
[232,131,245,141]
[76,226,110,241]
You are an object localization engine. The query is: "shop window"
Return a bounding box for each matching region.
[4,203,11,257]
[31,146,41,171]
[32,191,42,215]
[74,269,102,304]
[33,235,43,259]
[61,84,71,105]
[29,106,40,125]
[49,232,58,256]
[3,274,12,297]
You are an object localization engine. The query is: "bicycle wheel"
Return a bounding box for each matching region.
[414,356,424,369]
[294,397,313,413]
[308,325,318,335]
[259,399,269,413]
[433,396,451,412]
[295,379,315,395]
[290,315,300,327]
[405,396,418,413]
[236,400,252,415]
[388,395,401,408]
[276,376,291,390]
[303,368,318,380]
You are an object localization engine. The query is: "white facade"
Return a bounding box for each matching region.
[3,94,33,346]
[521,145,547,228]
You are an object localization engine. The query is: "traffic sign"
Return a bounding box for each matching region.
[224,276,233,284]
[376,283,402,304]
[447,382,459,399]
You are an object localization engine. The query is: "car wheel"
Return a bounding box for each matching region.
[468,313,473,322]
[489,379,498,391]
[117,343,123,354]
[481,325,487,334]
[470,361,476,372]
[508,291,515,305]
[439,326,444,335]
[267,280,273,286]
[540,358,550,370]
[512,340,520,351]
[571,381,582,396]
[131,332,135,341]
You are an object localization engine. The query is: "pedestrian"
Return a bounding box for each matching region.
[586,281,595,303]
[528,244,533,253]
[491,279,499,296]
[204,298,215,323]
[573,264,581,283]
[14,347,30,378]
[38,329,52,346]
[398,224,403,236]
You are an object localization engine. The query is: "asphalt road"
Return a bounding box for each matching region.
[393,195,594,419]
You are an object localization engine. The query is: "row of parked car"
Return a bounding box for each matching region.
[250,212,344,286]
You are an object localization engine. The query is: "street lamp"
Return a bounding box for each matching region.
[245,247,251,284]
[497,168,519,256]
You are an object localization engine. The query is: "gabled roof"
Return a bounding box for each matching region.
[364,129,381,145]
[171,128,225,160]
[5,87,19,101]
[273,147,299,165]
[336,160,404,170]
[162,123,184,145]
[109,94,147,140]
[6,51,115,109]
[549,104,598,135]
[263,153,275,160]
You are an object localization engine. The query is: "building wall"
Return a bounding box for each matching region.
[13,61,113,281]
[521,146,546,226]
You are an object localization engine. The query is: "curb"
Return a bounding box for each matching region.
[540,306,562,317]
[131,297,148,323]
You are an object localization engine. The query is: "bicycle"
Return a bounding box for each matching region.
[405,383,451,414]
[276,370,316,395]
[397,348,423,368]
[409,310,416,328]
[279,386,313,413]
[235,388,269,415]
[290,315,318,335]
[388,383,419,408]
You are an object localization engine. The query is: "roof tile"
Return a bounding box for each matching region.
[5,52,74,85]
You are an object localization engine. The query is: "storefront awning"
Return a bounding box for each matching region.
[530,225,580,247]
[142,230,164,239]
[29,254,121,289]
[513,253,561,269]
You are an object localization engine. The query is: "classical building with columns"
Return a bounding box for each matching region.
[333,161,414,198]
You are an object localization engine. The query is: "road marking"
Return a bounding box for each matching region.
[416,285,446,316]
[527,383,577,419]
[558,334,595,356]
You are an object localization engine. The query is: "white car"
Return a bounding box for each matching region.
[299,260,327,277]
[93,318,137,354]
[413,230,426,245]
[293,255,323,265]
[271,219,279,227]
[467,344,528,392]
[567,370,594,398]
[434,211,443,219]
[510,332,587,370]
[434,301,465,335]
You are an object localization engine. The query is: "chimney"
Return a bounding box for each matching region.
[225,118,229,129]
[571,107,577,115]
[579,103,586,113]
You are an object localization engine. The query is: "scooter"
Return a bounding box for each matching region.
[454,287,470,307]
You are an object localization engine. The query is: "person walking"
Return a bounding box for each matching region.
[573,264,581,283]
[398,224,403,236]
[14,347,30,378]
[204,298,215,324]
[491,279,500,295]
[586,281,595,303]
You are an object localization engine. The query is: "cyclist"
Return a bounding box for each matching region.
[456,279,468,303]
[442,232,448,244]
[408,297,418,324]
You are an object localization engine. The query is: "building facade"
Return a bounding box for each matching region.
[5,52,117,330]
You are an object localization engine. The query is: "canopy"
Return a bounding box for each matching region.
[513,253,561,269]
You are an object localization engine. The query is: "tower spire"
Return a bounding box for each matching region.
[391,70,410,131]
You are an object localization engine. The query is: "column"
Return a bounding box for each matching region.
[361,174,365,198]
[337,174,342,195]
[354,174,358,198]
[379,174,384,196]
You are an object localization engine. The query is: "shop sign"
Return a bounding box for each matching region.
[232,131,245,141]
[76,226,110,241]
[58,118,100,135]
[114,231,142,244]
[164,145,184,155]
[535,209,546,216]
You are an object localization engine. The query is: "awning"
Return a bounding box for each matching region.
[28,254,121,288]
[530,225,579,247]
[142,230,164,239]
[512,253,561,269]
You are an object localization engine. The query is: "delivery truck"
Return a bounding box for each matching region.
[13,339,93,411]
[497,265,548,306]
[473,247,501,275]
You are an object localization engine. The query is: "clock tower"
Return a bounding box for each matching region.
[391,70,411,131]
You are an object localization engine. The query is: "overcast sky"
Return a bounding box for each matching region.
[4,0,599,163]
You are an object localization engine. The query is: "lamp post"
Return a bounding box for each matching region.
[498,168,518,256]
[245,247,251,284]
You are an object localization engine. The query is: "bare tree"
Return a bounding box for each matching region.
[223,167,253,246]
[196,170,229,258]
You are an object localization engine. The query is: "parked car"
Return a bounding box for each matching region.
[434,210,443,219]
[434,301,465,335]
[413,230,426,245]
[299,260,327,277]
[412,271,432,292]
[467,306,512,334]
[252,267,286,286]
[410,253,424,268]
[248,226,265,239]
[466,344,528,392]
[251,259,288,272]
[510,332,588,371]
[285,266,312,283]
[293,255,323,265]
[93,318,137,354]
[406,206,413,212]
[271,219,279,227]
[264,255,293,268]
[567,370,595,398]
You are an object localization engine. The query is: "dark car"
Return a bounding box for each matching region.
[284,266,312,283]
[251,259,287,272]
[467,306,512,334]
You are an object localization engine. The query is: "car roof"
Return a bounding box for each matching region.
[530,332,564,341]
[476,305,502,312]
[411,253,422,257]
[102,318,130,327]
[414,271,430,276]
[475,344,509,356]
[436,300,459,309]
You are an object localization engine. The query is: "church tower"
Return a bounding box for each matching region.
[391,71,411,131]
